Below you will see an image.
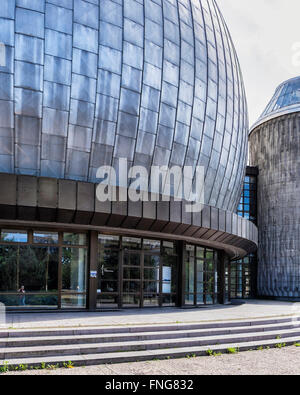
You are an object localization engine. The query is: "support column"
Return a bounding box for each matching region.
[87,230,98,310]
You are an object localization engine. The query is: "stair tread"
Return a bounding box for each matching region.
[1,321,299,345]
[1,316,300,338]
[1,336,300,366]
[1,327,300,355]
[0,316,300,337]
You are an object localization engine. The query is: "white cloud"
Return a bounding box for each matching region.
[217,0,300,125]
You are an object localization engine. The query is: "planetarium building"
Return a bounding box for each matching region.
[0,0,257,310]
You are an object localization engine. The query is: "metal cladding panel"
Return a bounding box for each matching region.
[0,0,248,213]
[250,111,300,298]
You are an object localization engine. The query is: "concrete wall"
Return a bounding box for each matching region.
[250,112,300,298]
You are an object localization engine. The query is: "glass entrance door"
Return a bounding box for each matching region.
[122,238,177,308]
[122,237,142,307]
[97,235,120,309]
[184,245,218,306]
[143,253,160,307]
[96,235,178,309]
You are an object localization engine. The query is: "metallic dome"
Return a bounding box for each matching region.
[0,0,248,212]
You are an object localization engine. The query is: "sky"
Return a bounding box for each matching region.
[217,0,300,126]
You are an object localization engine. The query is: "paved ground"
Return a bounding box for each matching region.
[3,346,300,375]
[2,300,300,329]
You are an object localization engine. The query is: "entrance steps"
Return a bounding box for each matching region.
[1,316,300,368]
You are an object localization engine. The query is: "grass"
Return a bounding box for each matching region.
[227,347,239,354]
[206,349,222,357]
[0,361,75,373]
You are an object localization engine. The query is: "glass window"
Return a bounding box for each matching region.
[162,294,176,307]
[19,246,59,292]
[143,239,160,251]
[123,281,140,293]
[122,294,140,307]
[124,267,140,280]
[97,294,119,309]
[0,294,58,307]
[143,294,159,306]
[0,245,19,292]
[143,282,159,293]
[1,230,28,243]
[62,247,87,292]
[63,233,87,246]
[0,246,58,293]
[100,281,118,293]
[124,252,140,266]
[122,237,141,250]
[144,254,160,268]
[61,294,86,309]
[33,231,58,245]
[162,241,177,256]
[185,258,194,294]
[185,294,194,305]
[144,267,159,281]
[196,247,204,258]
[98,234,120,249]
[186,244,195,254]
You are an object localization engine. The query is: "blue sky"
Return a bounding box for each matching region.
[217,0,300,125]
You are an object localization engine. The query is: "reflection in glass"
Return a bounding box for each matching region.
[143,239,160,251]
[143,281,159,293]
[185,294,194,305]
[124,253,140,266]
[143,294,159,306]
[97,294,118,309]
[61,294,86,308]
[162,241,176,256]
[0,245,58,308]
[98,234,120,248]
[185,259,194,294]
[0,245,18,292]
[122,294,140,307]
[122,237,141,250]
[1,230,27,243]
[19,247,58,292]
[0,294,58,307]
[123,281,140,293]
[162,294,176,306]
[33,232,58,244]
[63,233,87,246]
[144,267,159,281]
[62,248,87,292]
[124,267,140,280]
[196,247,204,258]
[0,245,58,292]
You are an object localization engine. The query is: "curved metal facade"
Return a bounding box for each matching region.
[0,0,248,212]
[250,108,300,298]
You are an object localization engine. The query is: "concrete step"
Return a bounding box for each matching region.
[1,336,300,368]
[0,321,299,348]
[1,316,300,368]
[1,315,299,339]
[0,327,300,359]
